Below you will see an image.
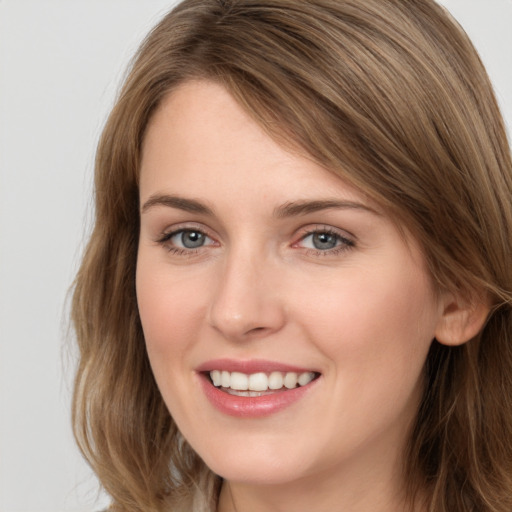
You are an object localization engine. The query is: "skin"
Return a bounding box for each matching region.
[136,80,460,512]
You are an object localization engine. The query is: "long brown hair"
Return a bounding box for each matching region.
[72,1,512,510]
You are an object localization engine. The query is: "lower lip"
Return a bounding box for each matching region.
[198,374,318,418]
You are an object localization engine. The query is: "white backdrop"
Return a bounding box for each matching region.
[0,1,510,511]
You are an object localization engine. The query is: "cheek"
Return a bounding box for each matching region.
[136,260,206,366]
[135,259,213,427]
[289,265,439,455]
[297,262,439,389]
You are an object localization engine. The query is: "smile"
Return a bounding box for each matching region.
[196,360,321,417]
[209,370,317,396]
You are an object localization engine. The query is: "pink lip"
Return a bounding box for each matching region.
[195,359,320,418]
[196,358,315,374]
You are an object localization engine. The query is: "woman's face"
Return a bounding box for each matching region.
[136,80,445,489]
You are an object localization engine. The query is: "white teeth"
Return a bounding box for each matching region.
[209,370,317,391]
[230,372,249,391]
[211,370,222,387]
[298,372,316,386]
[248,372,268,391]
[268,371,284,390]
[284,372,298,389]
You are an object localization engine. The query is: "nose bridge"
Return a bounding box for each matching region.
[208,240,284,340]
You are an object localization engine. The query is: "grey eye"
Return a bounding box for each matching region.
[311,232,339,250]
[172,230,208,249]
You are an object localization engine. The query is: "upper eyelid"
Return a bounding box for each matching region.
[294,224,356,241]
[158,228,213,243]
[156,222,215,239]
[300,232,353,245]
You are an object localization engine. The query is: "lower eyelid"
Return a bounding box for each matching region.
[304,245,353,257]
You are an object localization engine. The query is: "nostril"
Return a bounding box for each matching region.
[243,326,272,338]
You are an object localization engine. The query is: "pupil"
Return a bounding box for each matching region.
[182,231,204,248]
[313,232,337,250]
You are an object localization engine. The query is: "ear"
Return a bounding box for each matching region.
[435,291,490,346]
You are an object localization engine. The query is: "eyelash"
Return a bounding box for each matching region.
[296,227,355,256]
[155,226,215,256]
[155,226,355,257]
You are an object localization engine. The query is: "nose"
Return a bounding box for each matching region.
[207,248,286,342]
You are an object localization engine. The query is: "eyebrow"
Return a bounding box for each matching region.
[141,194,214,215]
[273,199,380,218]
[141,194,379,218]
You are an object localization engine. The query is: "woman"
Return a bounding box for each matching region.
[71,0,512,511]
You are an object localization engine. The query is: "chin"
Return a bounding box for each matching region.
[210,460,308,486]
[192,435,316,486]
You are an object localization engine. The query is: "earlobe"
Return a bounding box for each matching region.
[435,293,490,346]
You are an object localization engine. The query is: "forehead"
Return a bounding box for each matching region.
[139,80,371,206]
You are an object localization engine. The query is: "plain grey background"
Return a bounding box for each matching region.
[0,1,510,511]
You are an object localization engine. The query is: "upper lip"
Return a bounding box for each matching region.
[195,358,318,374]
